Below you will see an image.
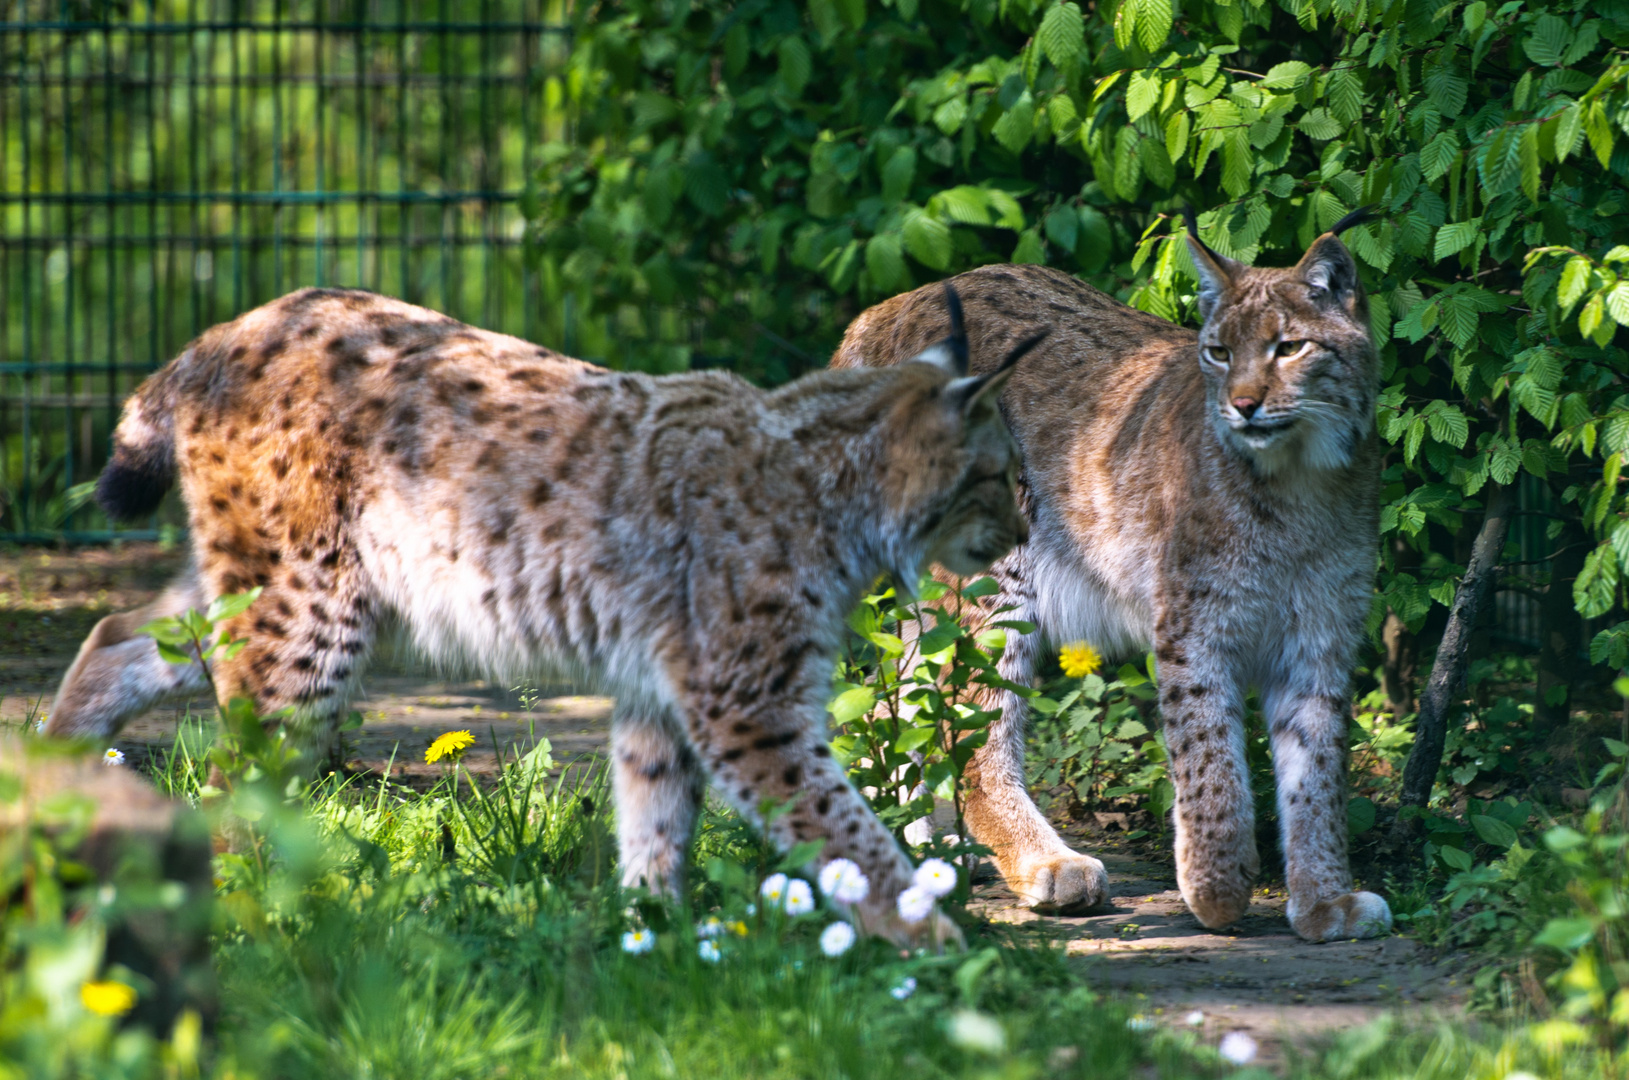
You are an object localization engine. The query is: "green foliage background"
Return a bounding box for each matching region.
[528,0,1629,647]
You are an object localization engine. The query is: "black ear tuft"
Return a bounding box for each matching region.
[1181,208,1244,323]
[942,281,969,377]
[945,328,1047,419]
[1328,205,1377,237]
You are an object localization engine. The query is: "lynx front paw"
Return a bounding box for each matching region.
[1008,850,1108,913]
[1288,890,1393,942]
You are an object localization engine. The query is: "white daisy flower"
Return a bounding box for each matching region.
[948,1009,1006,1054]
[621,928,655,954]
[1125,1015,1154,1032]
[35,719,46,733]
[1184,1010,1205,1026]
[913,858,956,898]
[697,917,724,939]
[818,858,870,904]
[103,748,125,766]
[819,921,856,956]
[784,877,815,916]
[697,940,721,963]
[1218,1032,1258,1064]
[890,976,917,1000]
[896,885,934,923]
[760,873,789,905]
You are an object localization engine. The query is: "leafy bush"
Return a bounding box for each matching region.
[1027,655,1174,830]
[829,574,1030,843]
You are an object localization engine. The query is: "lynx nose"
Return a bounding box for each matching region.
[1231,396,1260,418]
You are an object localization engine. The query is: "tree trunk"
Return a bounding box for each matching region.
[1391,483,1516,841]
[1535,516,1585,735]
[1380,611,1417,718]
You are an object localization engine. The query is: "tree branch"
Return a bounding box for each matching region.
[1391,482,1515,841]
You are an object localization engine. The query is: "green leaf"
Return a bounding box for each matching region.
[207,586,264,623]
[1298,108,1342,141]
[1347,796,1376,836]
[1606,283,1629,327]
[902,208,952,271]
[1580,292,1606,342]
[1012,229,1046,264]
[1433,220,1479,261]
[1519,124,1540,202]
[1044,204,1078,251]
[1134,0,1172,53]
[1523,14,1572,67]
[1532,917,1596,952]
[1125,72,1159,122]
[1259,61,1311,90]
[865,233,909,293]
[894,726,937,754]
[961,576,1002,599]
[777,36,812,99]
[881,147,916,203]
[833,0,866,31]
[1221,130,1252,198]
[1478,127,1522,197]
[1037,2,1086,73]
[1470,814,1518,849]
[1555,102,1585,162]
[1575,545,1620,619]
[1438,845,1473,871]
[777,840,826,872]
[992,93,1036,154]
[828,685,877,725]
[1558,257,1593,312]
[918,620,964,656]
[154,641,196,666]
[1420,131,1459,181]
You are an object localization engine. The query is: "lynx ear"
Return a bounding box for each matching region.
[1182,208,1244,322]
[1296,210,1371,311]
[945,329,1048,420]
[908,281,971,376]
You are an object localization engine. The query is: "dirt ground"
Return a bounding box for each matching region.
[1,542,1470,1064]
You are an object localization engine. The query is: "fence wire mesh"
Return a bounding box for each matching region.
[1,0,569,539]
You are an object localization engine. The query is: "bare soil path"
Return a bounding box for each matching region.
[3,542,1470,1065]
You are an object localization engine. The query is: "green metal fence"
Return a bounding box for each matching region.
[0,0,570,540]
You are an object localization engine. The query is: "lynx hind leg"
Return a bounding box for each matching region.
[952,559,1107,911]
[203,566,378,780]
[611,704,706,896]
[45,564,209,740]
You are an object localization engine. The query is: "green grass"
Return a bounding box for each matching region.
[5,720,1628,1079]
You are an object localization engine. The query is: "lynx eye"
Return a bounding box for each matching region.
[1275,339,1308,358]
[1202,345,1231,367]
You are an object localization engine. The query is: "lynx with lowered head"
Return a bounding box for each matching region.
[833,210,1392,942]
[47,284,1043,946]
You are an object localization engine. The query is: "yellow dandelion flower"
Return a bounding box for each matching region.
[728,920,749,937]
[426,729,476,764]
[80,980,137,1017]
[1059,641,1103,679]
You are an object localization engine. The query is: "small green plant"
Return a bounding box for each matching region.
[829,574,1033,853]
[1028,651,1174,833]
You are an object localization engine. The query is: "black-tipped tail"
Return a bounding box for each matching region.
[96,443,175,521]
